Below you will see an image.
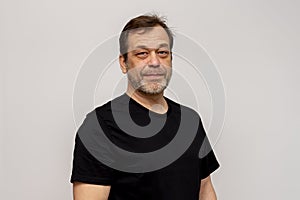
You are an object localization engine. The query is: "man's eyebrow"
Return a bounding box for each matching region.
[134,43,170,50]
[158,43,169,48]
[134,45,148,49]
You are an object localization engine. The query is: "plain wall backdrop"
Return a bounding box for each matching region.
[1,0,300,199]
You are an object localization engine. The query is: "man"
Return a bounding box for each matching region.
[71,14,220,200]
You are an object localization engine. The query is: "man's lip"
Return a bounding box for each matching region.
[142,74,165,80]
[143,74,164,76]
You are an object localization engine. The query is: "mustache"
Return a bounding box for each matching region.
[141,67,167,76]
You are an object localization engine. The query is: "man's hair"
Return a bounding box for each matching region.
[119,14,174,61]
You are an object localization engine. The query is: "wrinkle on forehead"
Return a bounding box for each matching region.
[130,43,170,52]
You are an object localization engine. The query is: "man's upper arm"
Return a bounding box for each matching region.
[199,176,217,200]
[73,182,111,200]
[71,112,116,199]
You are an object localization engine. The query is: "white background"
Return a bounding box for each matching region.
[1,0,300,199]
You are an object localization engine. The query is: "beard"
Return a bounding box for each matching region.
[127,65,172,95]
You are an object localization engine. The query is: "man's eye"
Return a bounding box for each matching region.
[157,51,169,57]
[136,52,148,57]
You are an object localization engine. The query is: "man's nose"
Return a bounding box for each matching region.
[148,52,160,67]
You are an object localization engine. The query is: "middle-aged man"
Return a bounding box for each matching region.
[71,14,220,200]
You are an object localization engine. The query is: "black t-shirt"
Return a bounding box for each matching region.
[71,94,220,200]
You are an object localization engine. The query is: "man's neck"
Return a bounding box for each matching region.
[126,88,168,114]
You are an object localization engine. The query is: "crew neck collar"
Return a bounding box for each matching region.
[123,93,172,116]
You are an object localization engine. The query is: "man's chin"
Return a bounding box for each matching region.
[137,84,167,95]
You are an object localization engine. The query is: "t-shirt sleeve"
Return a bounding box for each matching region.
[70,134,115,185]
[198,117,220,179]
[199,148,220,179]
[70,112,116,185]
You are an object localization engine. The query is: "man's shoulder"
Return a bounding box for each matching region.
[165,96,201,119]
[89,94,134,122]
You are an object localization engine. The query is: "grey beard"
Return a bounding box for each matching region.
[127,67,172,95]
[137,83,167,95]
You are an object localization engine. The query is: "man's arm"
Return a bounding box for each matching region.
[199,175,217,200]
[73,182,111,200]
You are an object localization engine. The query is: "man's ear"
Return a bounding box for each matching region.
[119,54,127,74]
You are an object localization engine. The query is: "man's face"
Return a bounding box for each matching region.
[121,26,172,95]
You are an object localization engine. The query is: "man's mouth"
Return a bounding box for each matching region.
[143,74,165,79]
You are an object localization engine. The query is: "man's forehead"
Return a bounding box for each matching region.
[127,26,170,50]
[129,42,170,51]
